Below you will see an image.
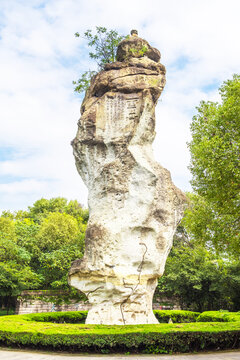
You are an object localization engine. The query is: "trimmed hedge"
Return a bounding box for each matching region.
[25,311,88,323]
[154,310,200,323]
[0,329,239,353]
[197,311,240,323]
[24,310,199,324]
[0,310,239,353]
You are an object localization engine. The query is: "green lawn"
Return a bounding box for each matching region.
[1,314,240,334]
[0,310,239,353]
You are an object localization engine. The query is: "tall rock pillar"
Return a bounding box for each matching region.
[69,31,186,324]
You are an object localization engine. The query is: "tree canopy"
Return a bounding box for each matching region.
[157,238,240,312]
[0,198,88,310]
[187,74,240,257]
[156,75,240,311]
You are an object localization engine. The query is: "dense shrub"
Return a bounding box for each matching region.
[197,311,240,323]
[25,311,88,323]
[154,310,200,323]
[0,327,239,353]
[25,310,199,324]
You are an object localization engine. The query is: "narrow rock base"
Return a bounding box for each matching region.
[70,274,158,325]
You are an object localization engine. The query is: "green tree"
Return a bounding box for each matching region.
[15,218,40,253]
[37,212,80,251]
[188,75,240,257]
[0,262,40,305]
[181,193,229,254]
[28,197,68,223]
[38,244,84,289]
[0,198,88,308]
[73,26,125,93]
[0,218,41,312]
[36,212,85,289]
[221,260,240,311]
[157,244,229,312]
[28,197,89,224]
[65,200,89,224]
[0,217,16,239]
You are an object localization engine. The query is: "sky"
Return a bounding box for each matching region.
[0,0,240,212]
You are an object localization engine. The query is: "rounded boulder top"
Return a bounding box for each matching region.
[116,30,161,63]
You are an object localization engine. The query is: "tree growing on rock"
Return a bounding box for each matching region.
[73,27,125,93]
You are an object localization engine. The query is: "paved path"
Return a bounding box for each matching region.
[0,348,239,359]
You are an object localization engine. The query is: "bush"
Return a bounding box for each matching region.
[197,311,240,323]
[0,328,239,353]
[24,310,199,324]
[25,311,88,323]
[154,310,200,323]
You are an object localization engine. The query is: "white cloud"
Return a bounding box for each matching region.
[0,0,240,211]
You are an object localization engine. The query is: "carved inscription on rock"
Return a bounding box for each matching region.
[96,94,141,141]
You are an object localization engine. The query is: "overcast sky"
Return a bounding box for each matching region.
[0,0,240,212]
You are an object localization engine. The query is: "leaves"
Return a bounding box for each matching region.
[158,240,240,312]
[37,212,79,251]
[74,27,126,93]
[0,197,88,301]
[0,262,41,297]
[73,70,97,94]
[188,74,240,257]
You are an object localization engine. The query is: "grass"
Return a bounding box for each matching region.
[0,313,239,335]
[0,310,239,353]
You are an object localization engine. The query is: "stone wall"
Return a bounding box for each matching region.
[15,290,91,315]
[153,298,181,310]
[15,290,180,314]
[16,299,179,315]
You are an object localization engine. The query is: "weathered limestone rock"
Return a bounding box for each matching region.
[69,31,186,325]
[116,30,161,63]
